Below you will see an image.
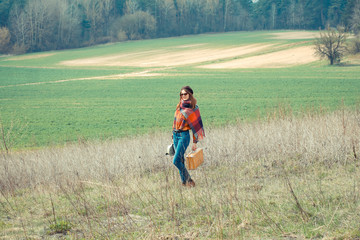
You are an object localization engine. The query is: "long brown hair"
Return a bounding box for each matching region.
[176,86,197,109]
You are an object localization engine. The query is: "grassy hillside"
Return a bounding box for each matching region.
[1,31,360,149]
[1,109,359,239]
[1,31,360,239]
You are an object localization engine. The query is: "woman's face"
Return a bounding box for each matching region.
[180,90,190,101]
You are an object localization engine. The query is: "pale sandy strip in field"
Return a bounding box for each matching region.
[60,50,163,66]
[0,70,165,88]
[269,31,319,39]
[136,44,274,67]
[200,46,317,69]
[175,43,206,48]
[6,53,56,61]
[60,44,273,67]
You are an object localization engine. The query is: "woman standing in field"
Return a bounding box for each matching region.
[172,86,205,187]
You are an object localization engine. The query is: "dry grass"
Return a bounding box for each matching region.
[1,108,360,239]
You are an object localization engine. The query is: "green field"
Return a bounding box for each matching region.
[1,31,360,239]
[0,31,359,149]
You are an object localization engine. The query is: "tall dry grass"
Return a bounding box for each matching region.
[1,108,360,239]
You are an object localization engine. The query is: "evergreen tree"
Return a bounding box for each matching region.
[327,0,348,27]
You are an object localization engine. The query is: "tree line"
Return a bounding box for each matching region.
[0,0,359,54]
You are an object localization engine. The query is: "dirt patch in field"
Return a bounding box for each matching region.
[175,44,206,48]
[200,46,317,69]
[7,53,55,61]
[60,44,273,67]
[0,70,167,88]
[270,31,319,40]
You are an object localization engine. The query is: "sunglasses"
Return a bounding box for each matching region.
[180,92,189,96]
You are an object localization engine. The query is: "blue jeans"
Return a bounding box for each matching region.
[173,130,191,183]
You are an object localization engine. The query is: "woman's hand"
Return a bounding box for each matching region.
[192,143,197,151]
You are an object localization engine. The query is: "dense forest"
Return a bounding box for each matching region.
[0,0,359,54]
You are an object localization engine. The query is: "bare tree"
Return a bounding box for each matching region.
[102,0,115,37]
[83,0,102,44]
[10,0,58,52]
[10,0,82,52]
[233,2,252,30]
[223,0,231,31]
[271,2,276,30]
[115,11,156,40]
[203,0,221,32]
[0,27,11,53]
[314,26,348,65]
[287,0,305,29]
[155,0,176,36]
[57,0,82,48]
[26,0,57,51]
[125,0,139,14]
[349,0,360,55]
[82,0,115,44]
[9,4,30,53]
[175,0,200,34]
[350,0,360,34]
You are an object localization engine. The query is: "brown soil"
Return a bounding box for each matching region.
[4,32,321,72]
[200,46,317,69]
[60,44,273,67]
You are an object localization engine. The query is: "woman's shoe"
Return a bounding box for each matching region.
[186,179,195,187]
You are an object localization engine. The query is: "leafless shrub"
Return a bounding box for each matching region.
[0,27,11,54]
[348,34,360,54]
[117,30,128,42]
[314,26,348,65]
